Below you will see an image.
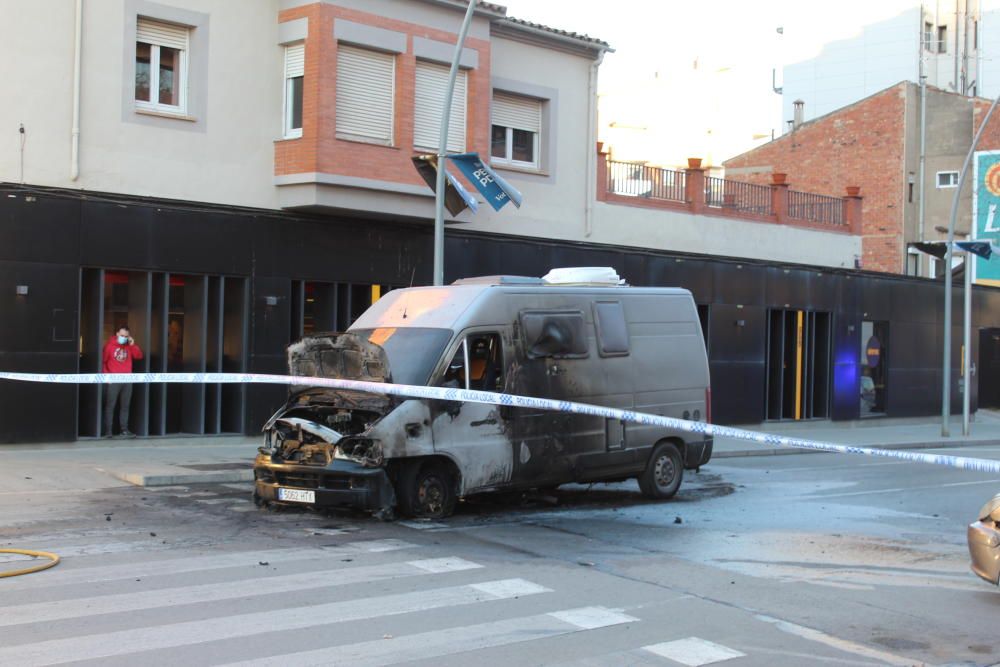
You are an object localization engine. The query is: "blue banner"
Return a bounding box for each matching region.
[448,153,523,212]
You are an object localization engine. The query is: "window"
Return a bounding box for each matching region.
[859,320,888,417]
[135,18,189,114]
[441,334,504,392]
[519,310,588,359]
[907,248,920,276]
[937,171,959,188]
[937,25,948,53]
[283,43,304,138]
[413,61,467,152]
[593,301,629,356]
[924,21,933,50]
[336,44,395,145]
[491,92,541,168]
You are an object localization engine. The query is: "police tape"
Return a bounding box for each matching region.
[3,371,1000,475]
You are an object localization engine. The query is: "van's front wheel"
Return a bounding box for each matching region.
[638,442,683,499]
[397,462,457,519]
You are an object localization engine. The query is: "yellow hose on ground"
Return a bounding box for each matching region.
[0,549,60,578]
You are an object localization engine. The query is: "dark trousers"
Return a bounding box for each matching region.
[103,383,133,435]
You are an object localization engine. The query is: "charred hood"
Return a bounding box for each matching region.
[287,332,391,383]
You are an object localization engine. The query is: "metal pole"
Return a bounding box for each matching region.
[942,88,1000,436]
[963,247,972,434]
[919,74,926,249]
[433,0,477,286]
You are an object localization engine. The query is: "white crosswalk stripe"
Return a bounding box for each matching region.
[0,539,415,590]
[223,606,639,667]
[643,637,747,666]
[0,557,482,627]
[0,578,551,665]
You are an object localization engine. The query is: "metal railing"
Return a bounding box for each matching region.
[606,160,686,202]
[704,176,773,216]
[787,189,845,226]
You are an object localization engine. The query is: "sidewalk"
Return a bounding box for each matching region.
[3,414,1000,491]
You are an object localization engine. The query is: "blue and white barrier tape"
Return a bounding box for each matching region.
[3,371,1000,475]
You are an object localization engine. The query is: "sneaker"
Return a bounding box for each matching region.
[103,433,114,439]
[121,430,137,439]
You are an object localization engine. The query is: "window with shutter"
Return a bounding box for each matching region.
[336,45,395,145]
[284,43,304,138]
[135,17,190,114]
[490,92,541,168]
[413,61,467,153]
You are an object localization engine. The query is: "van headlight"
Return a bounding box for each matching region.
[977,493,1000,522]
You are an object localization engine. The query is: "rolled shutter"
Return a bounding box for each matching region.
[336,45,395,144]
[413,61,466,152]
[137,17,189,50]
[285,43,304,79]
[492,92,541,133]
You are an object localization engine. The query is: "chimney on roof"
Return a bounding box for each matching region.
[793,99,804,129]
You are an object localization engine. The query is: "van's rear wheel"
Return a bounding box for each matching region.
[397,462,457,519]
[638,442,683,499]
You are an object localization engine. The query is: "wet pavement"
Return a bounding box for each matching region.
[2,443,999,665]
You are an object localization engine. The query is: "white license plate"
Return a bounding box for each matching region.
[277,488,315,504]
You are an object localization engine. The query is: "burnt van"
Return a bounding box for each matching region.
[253,273,712,518]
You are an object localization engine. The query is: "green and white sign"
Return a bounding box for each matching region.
[974,150,1000,286]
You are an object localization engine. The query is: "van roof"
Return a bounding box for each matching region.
[349,283,693,331]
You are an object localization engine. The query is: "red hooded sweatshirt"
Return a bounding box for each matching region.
[103,337,144,374]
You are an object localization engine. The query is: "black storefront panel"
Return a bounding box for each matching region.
[5,185,1000,442]
[0,260,79,443]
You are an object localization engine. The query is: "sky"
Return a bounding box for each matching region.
[500,0,924,140]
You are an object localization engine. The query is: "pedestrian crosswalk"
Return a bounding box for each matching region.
[0,536,751,666]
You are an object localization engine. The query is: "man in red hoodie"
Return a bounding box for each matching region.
[103,325,144,438]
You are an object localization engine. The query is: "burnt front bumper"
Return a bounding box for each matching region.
[684,438,714,469]
[968,520,1000,585]
[254,453,395,512]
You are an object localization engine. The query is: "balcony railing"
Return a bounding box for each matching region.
[606,160,686,202]
[704,176,773,216]
[596,152,862,234]
[787,189,845,226]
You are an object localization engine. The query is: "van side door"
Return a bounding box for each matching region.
[430,330,513,495]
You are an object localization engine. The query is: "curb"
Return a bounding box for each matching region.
[712,438,1000,459]
[109,469,254,487]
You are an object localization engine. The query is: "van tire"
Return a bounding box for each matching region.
[638,442,683,499]
[397,461,457,519]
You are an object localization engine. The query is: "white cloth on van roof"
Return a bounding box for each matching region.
[541,267,625,285]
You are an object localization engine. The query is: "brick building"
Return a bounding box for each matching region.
[725,82,1000,276]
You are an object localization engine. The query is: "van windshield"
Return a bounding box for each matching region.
[351,327,453,386]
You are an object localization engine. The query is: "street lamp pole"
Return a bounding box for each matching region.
[942,90,1000,436]
[432,0,478,286]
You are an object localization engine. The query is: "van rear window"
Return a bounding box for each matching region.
[519,310,589,359]
[593,301,629,356]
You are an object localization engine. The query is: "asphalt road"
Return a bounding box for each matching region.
[2,446,999,666]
